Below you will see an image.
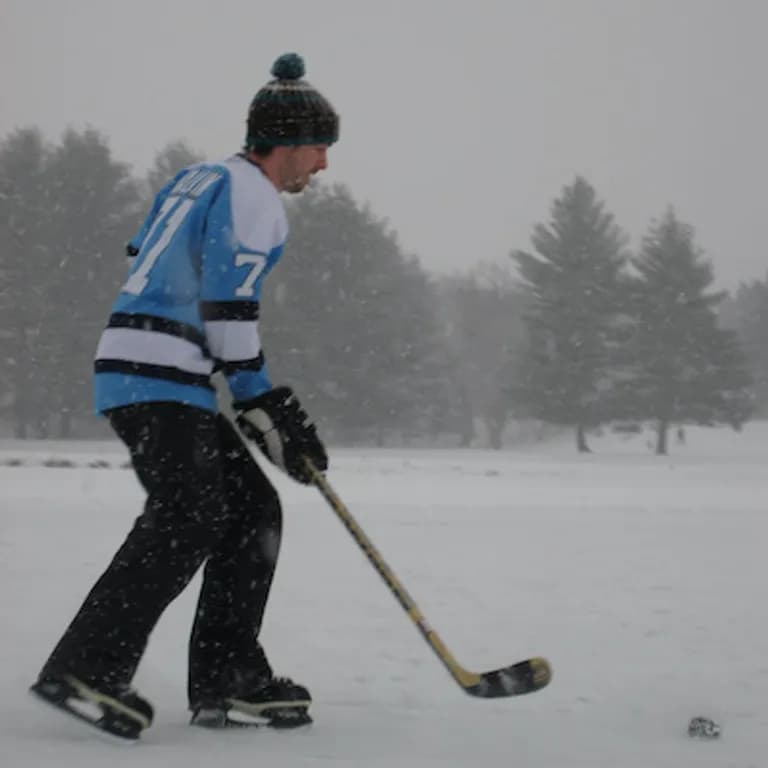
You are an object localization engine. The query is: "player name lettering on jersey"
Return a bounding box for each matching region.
[172,168,223,199]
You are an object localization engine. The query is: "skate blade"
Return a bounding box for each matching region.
[64,675,151,730]
[192,705,312,730]
[229,698,312,728]
[30,686,141,743]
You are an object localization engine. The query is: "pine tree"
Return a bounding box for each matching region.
[629,209,753,454]
[511,177,628,452]
[146,140,206,199]
[719,279,768,414]
[262,183,451,444]
[437,265,527,448]
[0,128,54,436]
[41,128,142,436]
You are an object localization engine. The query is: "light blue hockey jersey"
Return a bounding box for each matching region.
[94,154,287,414]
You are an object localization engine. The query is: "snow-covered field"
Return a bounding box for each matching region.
[1,425,766,767]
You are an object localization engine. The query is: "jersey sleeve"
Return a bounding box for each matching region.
[199,167,287,409]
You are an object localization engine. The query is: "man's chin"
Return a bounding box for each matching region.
[284,178,311,194]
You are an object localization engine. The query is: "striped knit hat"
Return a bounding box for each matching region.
[245,53,339,148]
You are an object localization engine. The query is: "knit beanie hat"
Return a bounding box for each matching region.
[245,53,339,149]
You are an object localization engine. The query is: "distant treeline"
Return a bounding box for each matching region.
[0,127,764,453]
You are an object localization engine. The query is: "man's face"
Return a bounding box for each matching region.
[278,144,329,193]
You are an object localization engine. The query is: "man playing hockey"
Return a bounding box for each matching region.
[30,52,339,739]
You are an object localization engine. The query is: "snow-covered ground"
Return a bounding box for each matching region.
[2,424,766,767]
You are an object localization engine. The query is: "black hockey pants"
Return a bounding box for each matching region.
[40,402,282,706]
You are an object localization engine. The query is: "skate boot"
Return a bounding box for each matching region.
[30,673,154,740]
[191,674,312,729]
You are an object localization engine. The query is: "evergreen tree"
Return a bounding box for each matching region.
[628,209,753,454]
[511,177,629,452]
[40,128,142,435]
[261,183,450,444]
[437,264,527,448]
[719,278,768,415]
[146,140,206,199]
[0,128,54,436]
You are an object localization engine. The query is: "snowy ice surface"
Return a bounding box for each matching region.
[1,425,766,767]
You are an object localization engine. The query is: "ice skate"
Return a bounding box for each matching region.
[30,673,154,740]
[191,674,312,729]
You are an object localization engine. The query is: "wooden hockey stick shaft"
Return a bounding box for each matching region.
[305,459,552,697]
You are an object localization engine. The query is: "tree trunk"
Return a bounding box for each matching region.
[457,391,473,447]
[655,419,668,455]
[13,417,28,439]
[486,419,503,450]
[484,401,507,450]
[59,410,72,439]
[35,415,50,439]
[13,391,31,439]
[576,424,591,453]
[12,331,30,439]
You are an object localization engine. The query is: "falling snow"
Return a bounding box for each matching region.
[1,424,766,766]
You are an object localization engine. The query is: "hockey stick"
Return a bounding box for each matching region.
[305,460,552,698]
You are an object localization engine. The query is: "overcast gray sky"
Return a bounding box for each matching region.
[2,0,766,289]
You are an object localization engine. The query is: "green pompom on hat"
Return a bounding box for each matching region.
[245,53,339,148]
[270,52,306,80]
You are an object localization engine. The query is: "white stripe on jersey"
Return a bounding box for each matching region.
[204,320,262,362]
[95,328,214,376]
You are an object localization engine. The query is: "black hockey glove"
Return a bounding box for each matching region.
[236,386,328,484]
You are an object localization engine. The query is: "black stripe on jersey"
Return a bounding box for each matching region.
[200,301,260,322]
[108,312,210,355]
[94,359,215,390]
[217,353,265,377]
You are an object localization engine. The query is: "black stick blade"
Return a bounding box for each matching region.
[464,657,552,698]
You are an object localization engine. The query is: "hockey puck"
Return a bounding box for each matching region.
[687,716,721,739]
